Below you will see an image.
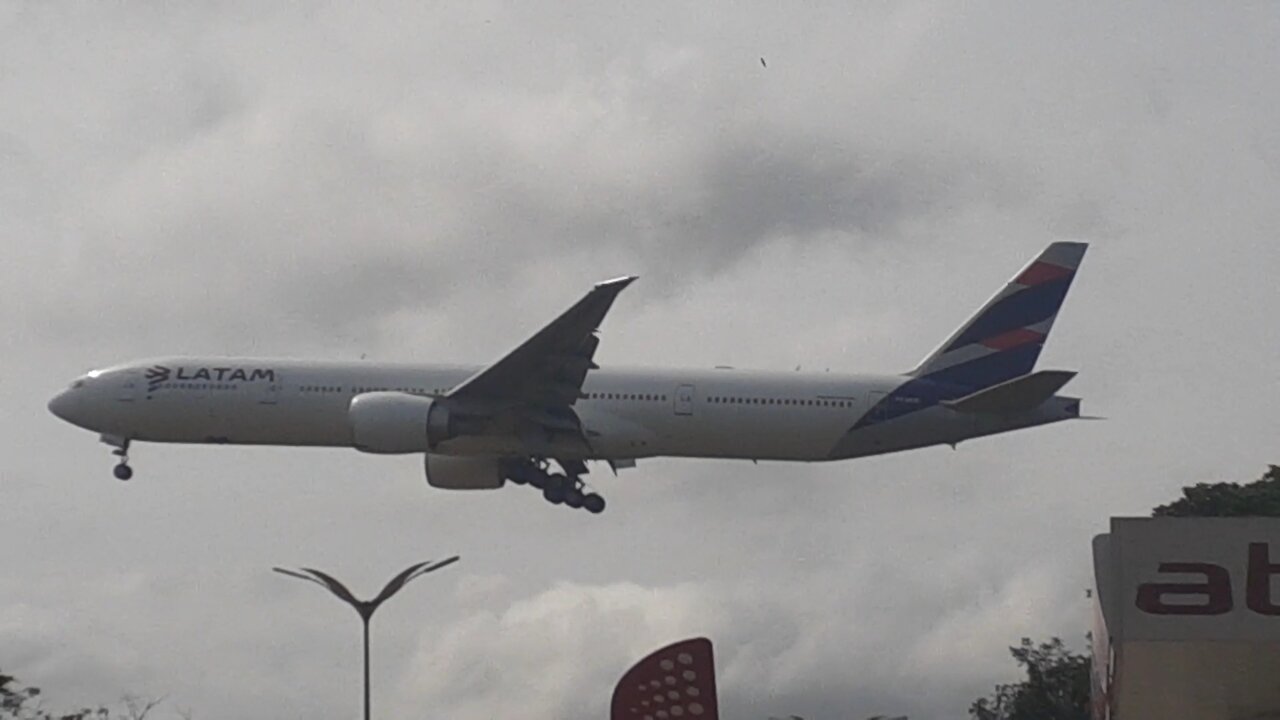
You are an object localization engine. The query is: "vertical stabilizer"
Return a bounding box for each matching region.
[910,242,1087,389]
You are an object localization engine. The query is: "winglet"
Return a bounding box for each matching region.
[595,275,638,290]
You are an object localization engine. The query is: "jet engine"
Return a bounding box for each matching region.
[424,453,504,490]
[348,391,459,453]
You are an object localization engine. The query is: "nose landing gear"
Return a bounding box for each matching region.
[101,435,133,481]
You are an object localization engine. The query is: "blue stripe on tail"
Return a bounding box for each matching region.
[943,276,1074,352]
[855,242,1088,430]
[921,343,1045,388]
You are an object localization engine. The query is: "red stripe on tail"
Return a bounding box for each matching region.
[1015,261,1073,286]
[981,328,1046,351]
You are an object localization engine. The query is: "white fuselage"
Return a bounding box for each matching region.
[49,357,1078,464]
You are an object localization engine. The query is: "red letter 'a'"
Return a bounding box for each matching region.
[1247,542,1280,616]
[1135,562,1233,615]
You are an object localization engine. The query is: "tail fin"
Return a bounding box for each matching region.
[910,241,1087,389]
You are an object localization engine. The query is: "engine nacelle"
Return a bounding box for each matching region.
[348,392,458,454]
[424,454,505,490]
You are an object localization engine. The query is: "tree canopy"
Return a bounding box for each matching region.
[972,465,1280,718]
[1,671,168,720]
[1152,464,1280,517]
[968,638,1090,720]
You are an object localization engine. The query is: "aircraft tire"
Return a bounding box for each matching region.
[113,464,133,481]
[583,493,605,514]
[564,488,584,509]
[543,486,565,504]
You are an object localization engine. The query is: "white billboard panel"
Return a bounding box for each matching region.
[1109,518,1280,642]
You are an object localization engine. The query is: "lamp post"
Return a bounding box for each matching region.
[273,557,460,720]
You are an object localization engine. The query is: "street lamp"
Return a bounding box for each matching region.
[273,557,460,720]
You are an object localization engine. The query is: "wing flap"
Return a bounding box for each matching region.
[942,369,1077,414]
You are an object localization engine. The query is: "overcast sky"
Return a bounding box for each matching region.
[3,2,1279,718]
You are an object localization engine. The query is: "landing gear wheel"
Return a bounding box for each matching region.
[583,493,606,514]
[102,436,133,481]
[564,487,584,509]
[543,485,565,504]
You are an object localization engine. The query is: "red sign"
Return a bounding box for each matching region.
[611,637,719,720]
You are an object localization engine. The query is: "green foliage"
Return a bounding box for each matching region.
[1,671,166,720]
[968,638,1090,720]
[1152,465,1280,517]
[1,670,108,720]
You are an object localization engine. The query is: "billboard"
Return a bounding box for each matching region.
[1103,518,1280,642]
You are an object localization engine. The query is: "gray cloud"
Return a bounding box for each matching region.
[4,2,1280,719]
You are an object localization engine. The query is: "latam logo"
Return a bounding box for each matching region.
[1135,542,1280,616]
[146,365,276,391]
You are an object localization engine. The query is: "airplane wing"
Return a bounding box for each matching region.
[446,275,637,409]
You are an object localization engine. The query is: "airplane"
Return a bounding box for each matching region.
[48,242,1089,514]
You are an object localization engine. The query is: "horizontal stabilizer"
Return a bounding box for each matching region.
[942,370,1077,414]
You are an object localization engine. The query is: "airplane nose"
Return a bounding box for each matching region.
[48,390,76,422]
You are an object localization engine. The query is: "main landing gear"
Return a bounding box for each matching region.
[101,435,133,481]
[503,458,606,514]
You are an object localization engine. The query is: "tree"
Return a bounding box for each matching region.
[1152,465,1280,517]
[971,466,1280,718]
[0,671,168,720]
[968,638,1090,720]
